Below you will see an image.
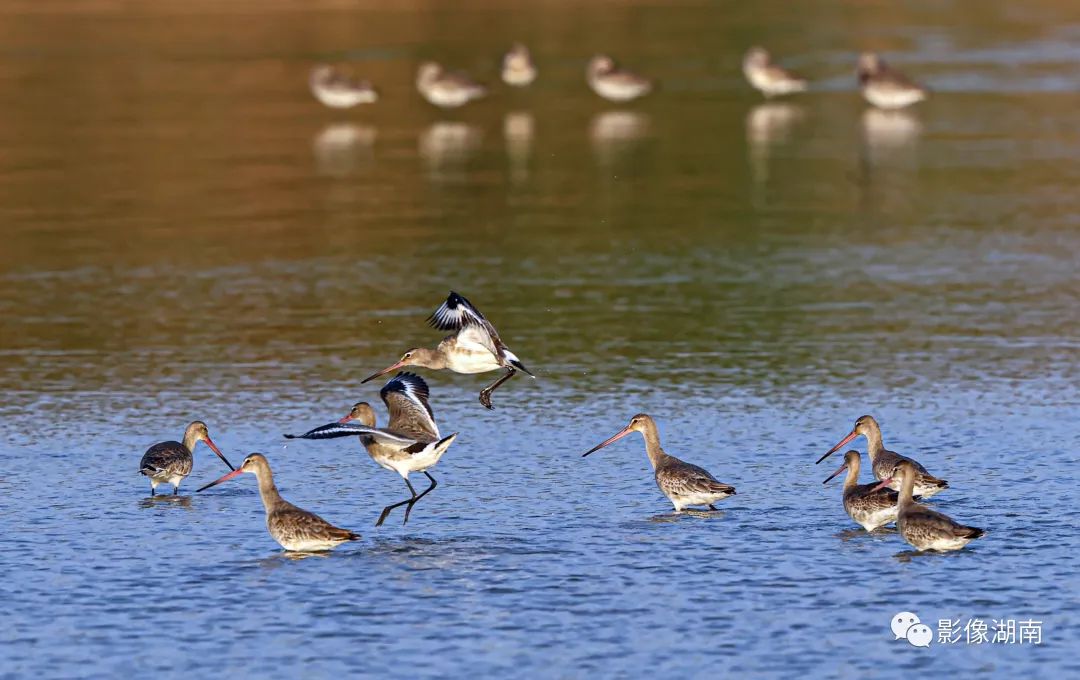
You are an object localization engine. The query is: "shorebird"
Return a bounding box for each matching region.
[817,415,948,498]
[362,291,534,410]
[857,53,927,110]
[586,55,653,102]
[502,43,537,87]
[872,460,984,552]
[308,64,379,109]
[139,421,234,496]
[822,450,903,531]
[742,46,808,98]
[416,62,487,108]
[583,414,736,512]
[198,453,359,552]
[285,372,459,526]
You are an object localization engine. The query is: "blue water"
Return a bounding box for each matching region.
[1,1,1078,677]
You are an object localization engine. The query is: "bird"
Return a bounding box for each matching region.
[308,64,379,109]
[501,43,537,87]
[822,450,904,531]
[583,413,736,512]
[817,415,948,498]
[586,55,653,102]
[198,453,358,552]
[139,420,234,496]
[285,372,459,527]
[742,46,808,98]
[362,291,534,410]
[872,460,984,552]
[416,62,487,108]
[857,53,927,110]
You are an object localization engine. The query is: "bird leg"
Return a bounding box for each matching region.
[150,486,155,497]
[478,368,517,410]
[402,472,438,525]
[709,504,718,511]
[376,478,418,527]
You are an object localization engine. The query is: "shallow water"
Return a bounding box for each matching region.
[1,1,1078,677]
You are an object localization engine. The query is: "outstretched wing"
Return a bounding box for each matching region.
[380,372,439,441]
[427,291,487,331]
[283,422,418,449]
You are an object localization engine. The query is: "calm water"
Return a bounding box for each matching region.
[1,1,1078,677]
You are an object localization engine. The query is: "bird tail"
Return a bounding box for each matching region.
[959,526,985,540]
[509,359,535,377]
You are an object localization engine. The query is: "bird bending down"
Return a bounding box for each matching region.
[362,291,534,410]
[286,372,459,526]
[199,453,359,552]
[872,461,984,552]
[742,46,808,98]
[583,413,735,512]
[823,450,904,531]
[139,420,234,496]
[817,415,948,498]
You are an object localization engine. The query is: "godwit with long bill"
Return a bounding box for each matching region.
[197,453,359,552]
[872,460,984,552]
[583,414,735,512]
[822,450,904,532]
[817,415,948,498]
[286,372,458,526]
[139,420,234,496]
[363,291,534,410]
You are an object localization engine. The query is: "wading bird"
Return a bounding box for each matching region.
[872,461,984,552]
[817,415,948,498]
[501,43,537,87]
[309,64,379,109]
[583,414,735,512]
[822,450,904,531]
[286,372,458,526]
[742,46,808,98]
[198,453,359,552]
[416,62,487,108]
[586,55,653,102]
[857,53,927,110]
[363,291,534,410]
[139,421,234,496]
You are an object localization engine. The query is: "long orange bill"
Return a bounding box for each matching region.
[582,427,633,457]
[361,360,406,384]
[823,463,848,485]
[338,413,354,424]
[869,477,894,493]
[203,437,236,471]
[197,467,246,493]
[816,430,858,464]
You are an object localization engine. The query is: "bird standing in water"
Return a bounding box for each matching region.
[286,372,458,526]
[139,420,234,496]
[198,453,359,552]
[583,414,736,512]
[363,292,534,410]
[822,450,904,532]
[873,461,984,552]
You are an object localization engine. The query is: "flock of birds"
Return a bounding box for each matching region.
[308,44,928,109]
[139,292,984,555]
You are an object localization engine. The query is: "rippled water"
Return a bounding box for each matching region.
[1,1,1078,677]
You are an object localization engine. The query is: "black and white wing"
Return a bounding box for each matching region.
[427,291,488,331]
[284,422,418,449]
[380,372,439,441]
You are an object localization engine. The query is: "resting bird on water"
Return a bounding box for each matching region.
[139,420,234,496]
[363,291,534,410]
[583,413,736,512]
